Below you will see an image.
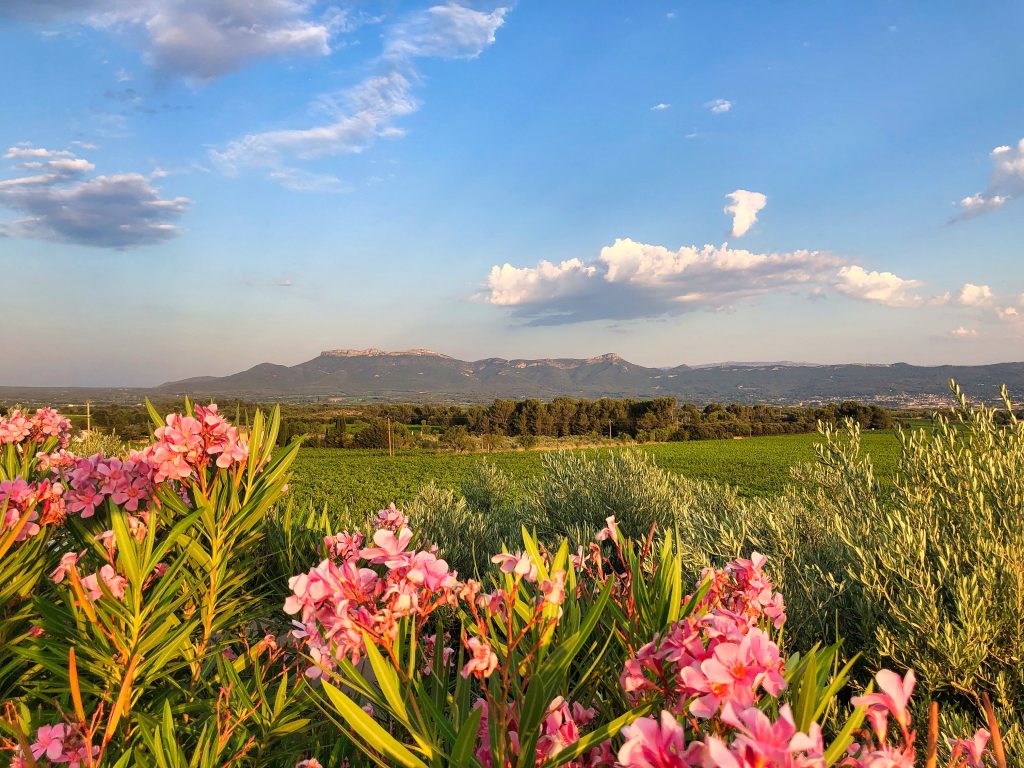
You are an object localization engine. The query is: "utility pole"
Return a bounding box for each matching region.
[387,416,394,457]
[86,400,91,432]
[608,419,612,440]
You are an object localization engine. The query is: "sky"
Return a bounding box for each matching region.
[1,1,1023,386]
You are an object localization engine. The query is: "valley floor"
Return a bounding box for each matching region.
[288,430,901,512]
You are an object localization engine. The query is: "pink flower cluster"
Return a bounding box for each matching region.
[285,509,461,678]
[472,696,612,768]
[10,722,99,768]
[0,407,72,449]
[620,552,787,718]
[147,404,247,482]
[63,453,155,518]
[617,668,992,768]
[1,477,65,542]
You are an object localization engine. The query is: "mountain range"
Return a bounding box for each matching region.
[134,348,1024,406]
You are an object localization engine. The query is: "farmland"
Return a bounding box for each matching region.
[287,430,901,513]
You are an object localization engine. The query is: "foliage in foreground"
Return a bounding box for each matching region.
[0,392,1014,767]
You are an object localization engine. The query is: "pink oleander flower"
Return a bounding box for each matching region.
[595,515,619,543]
[421,633,455,675]
[324,531,364,560]
[0,410,32,445]
[462,637,499,680]
[30,723,66,762]
[541,570,567,607]
[619,710,701,768]
[81,564,127,601]
[472,696,607,768]
[851,669,916,741]
[50,551,83,583]
[360,526,414,566]
[30,407,73,447]
[375,503,408,530]
[295,760,324,768]
[621,555,789,718]
[0,478,41,541]
[286,518,461,676]
[491,551,539,582]
[36,448,77,472]
[477,588,508,621]
[948,729,990,768]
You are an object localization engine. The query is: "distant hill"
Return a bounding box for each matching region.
[143,348,1024,406]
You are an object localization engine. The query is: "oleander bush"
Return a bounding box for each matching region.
[0,393,1013,767]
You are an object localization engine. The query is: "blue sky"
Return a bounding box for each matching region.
[1,1,1022,386]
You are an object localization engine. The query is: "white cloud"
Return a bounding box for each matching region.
[650,102,671,111]
[212,3,509,187]
[485,259,597,307]
[479,227,953,324]
[383,3,507,60]
[835,265,925,307]
[705,98,732,114]
[997,306,1019,321]
[950,327,978,338]
[1,0,340,81]
[480,237,861,324]
[724,189,766,238]
[0,144,188,248]
[958,282,994,306]
[955,138,1024,219]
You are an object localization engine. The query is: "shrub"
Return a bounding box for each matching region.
[286,514,1000,767]
[809,384,1024,759]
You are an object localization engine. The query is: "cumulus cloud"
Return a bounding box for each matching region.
[955,138,1024,219]
[724,189,766,238]
[705,98,732,114]
[0,144,188,248]
[479,237,863,324]
[997,306,1019,321]
[950,327,978,338]
[477,232,953,324]
[835,265,924,307]
[212,3,508,186]
[0,0,340,81]
[958,282,994,306]
[650,102,670,111]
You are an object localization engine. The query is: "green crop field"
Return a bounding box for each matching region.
[287,431,901,514]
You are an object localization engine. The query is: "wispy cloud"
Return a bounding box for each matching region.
[724,189,766,237]
[705,98,732,114]
[0,144,189,248]
[211,3,509,188]
[650,102,671,111]
[954,138,1024,219]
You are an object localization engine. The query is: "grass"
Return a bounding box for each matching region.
[287,430,901,513]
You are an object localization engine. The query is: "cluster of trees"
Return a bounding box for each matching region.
[673,401,893,441]
[278,397,898,449]
[1,396,905,452]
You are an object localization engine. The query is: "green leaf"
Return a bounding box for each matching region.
[824,701,869,766]
[450,704,484,768]
[362,632,409,724]
[321,681,428,768]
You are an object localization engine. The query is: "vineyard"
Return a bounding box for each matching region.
[287,430,902,512]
